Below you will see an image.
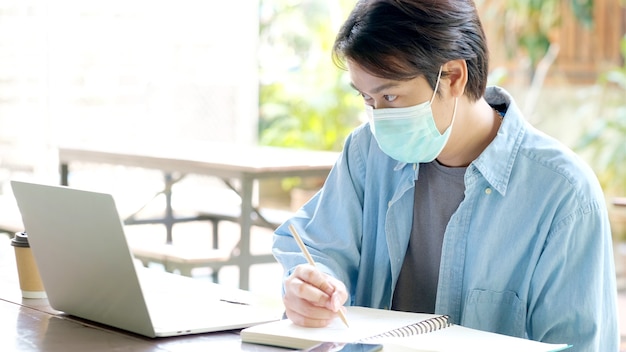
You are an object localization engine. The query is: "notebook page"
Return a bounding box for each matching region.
[380,324,571,352]
[240,307,446,350]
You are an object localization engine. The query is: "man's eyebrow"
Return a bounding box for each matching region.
[349,81,400,94]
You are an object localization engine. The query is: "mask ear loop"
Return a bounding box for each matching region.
[436,97,458,140]
[429,66,444,104]
[449,97,458,130]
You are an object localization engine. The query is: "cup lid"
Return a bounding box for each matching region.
[11,232,30,248]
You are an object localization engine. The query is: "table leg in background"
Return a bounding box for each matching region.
[238,175,254,290]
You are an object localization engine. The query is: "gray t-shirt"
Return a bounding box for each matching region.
[391,160,466,313]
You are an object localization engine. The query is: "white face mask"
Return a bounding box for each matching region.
[366,67,457,163]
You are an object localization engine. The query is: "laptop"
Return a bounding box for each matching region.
[10,180,282,338]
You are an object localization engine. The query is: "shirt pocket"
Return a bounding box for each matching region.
[461,289,526,338]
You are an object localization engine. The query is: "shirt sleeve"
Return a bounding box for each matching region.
[272,128,369,299]
[526,198,619,351]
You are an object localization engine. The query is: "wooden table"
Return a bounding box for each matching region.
[58,141,338,289]
[0,234,286,351]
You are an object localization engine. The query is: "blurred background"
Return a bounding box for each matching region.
[0,0,625,336]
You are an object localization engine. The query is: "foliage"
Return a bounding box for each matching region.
[604,33,626,90]
[575,34,626,195]
[481,0,594,75]
[257,0,362,152]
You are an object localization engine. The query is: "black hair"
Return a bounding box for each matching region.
[332,0,489,101]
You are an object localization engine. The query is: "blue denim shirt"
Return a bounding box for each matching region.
[273,86,619,351]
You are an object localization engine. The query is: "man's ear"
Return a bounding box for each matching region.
[442,59,468,98]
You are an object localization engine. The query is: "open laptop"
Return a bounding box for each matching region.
[10,180,281,338]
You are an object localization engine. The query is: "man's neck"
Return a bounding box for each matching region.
[437,97,501,167]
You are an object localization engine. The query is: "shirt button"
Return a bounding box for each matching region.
[485,188,492,195]
[388,201,392,207]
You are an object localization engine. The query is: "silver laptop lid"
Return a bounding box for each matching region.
[11,180,156,337]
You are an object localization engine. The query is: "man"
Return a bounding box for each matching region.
[273,0,619,350]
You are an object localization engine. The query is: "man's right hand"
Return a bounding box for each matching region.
[282,264,348,327]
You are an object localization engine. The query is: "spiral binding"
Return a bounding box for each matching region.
[361,315,452,341]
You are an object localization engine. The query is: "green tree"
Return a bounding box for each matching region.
[575,34,626,196]
[258,0,362,152]
[482,0,594,76]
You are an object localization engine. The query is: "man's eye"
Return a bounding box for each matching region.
[384,95,398,102]
[359,92,373,101]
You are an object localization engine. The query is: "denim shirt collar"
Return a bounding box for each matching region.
[470,86,526,196]
[386,86,526,195]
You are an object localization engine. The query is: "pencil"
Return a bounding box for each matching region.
[288,224,350,328]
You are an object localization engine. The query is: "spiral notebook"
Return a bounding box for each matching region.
[240,306,571,351]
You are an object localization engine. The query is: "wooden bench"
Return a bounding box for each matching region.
[196,205,292,239]
[126,201,291,244]
[128,205,292,282]
[131,242,232,282]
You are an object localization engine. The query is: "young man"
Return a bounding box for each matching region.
[272,0,619,350]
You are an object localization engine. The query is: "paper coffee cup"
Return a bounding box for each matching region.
[11,232,46,299]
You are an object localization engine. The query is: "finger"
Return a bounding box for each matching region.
[324,277,349,311]
[285,269,332,308]
[283,264,350,326]
[295,265,337,297]
[291,265,350,311]
[283,297,337,328]
[284,308,335,327]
